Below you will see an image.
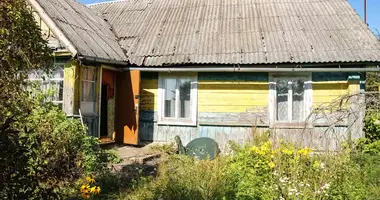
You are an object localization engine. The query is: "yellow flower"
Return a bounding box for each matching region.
[313,161,321,169]
[81,184,90,192]
[281,149,293,155]
[297,149,308,156]
[86,176,95,184]
[297,148,313,156]
[81,191,91,199]
[250,146,259,153]
[268,161,276,168]
[258,149,266,155]
[90,186,101,194]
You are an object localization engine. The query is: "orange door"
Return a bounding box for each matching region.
[115,70,140,145]
[124,70,140,144]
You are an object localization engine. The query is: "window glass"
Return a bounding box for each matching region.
[292,80,305,121]
[164,78,176,118]
[81,68,96,102]
[179,79,191,119]
[159,74,197,125]
[276,80,288,121]
[52,67,64,80]
[28,64,64,108]
[275,78,305,122]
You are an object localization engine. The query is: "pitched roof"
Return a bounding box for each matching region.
[33,0,127,62]
[90,0,380,66]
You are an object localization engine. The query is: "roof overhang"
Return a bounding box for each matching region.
[126,63,380,72]
[78,55,128,67]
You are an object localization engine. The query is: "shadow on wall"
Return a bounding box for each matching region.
[115,71,138,144]
[139,88,155,142]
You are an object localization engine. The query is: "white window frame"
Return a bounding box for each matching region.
[28,64,65,108]
[269,73,312,125]
[157,73,198,126]
[80,66,97,116]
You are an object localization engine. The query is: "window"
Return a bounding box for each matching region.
[158,73,197,126]
[28,64,64,109]
[269,74,312,123]
[80,67,97,115]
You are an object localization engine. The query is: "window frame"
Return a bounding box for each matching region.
[269,73,312,125]
[157,73,198,126]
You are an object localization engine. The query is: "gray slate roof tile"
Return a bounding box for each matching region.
[90,0,380,66]
[36,0,127,62]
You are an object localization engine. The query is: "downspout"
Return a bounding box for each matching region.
[126,67,380,73]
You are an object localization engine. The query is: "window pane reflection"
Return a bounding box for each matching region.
[164,78,176,118]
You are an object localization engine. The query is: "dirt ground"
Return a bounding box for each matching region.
[106,143,164,179]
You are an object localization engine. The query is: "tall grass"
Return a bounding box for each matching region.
[123,138,380,200]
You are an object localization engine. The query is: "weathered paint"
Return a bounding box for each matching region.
[138,121,267,151]
[312,82,349,107]
[140,79,158,111]
[271,126,348,151]
[96,66,101,115]
[138,71,365,151]
[199,72,269,113]
[53,51,72,57]
[63,60,79,115]
[198,81,269,113]
[312,72,364,107]
[32,9,67,51]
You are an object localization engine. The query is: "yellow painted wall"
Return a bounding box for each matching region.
[139,76,269,113]
[312,82,349,107]
[63,60,79,115]
[140,79,158,111]
[198,81,269,113]
[139,73,361,113]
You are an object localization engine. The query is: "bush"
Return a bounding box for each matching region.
[0,91,118,199]
[127,139,380,200]
[363,113,380,143]
[0,0,119,198]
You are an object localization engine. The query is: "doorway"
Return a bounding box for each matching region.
[100,84,108,137]
[99,69,116,143]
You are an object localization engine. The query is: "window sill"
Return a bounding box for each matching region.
[157,120,197,127]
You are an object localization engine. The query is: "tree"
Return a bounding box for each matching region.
[0,1,116,198]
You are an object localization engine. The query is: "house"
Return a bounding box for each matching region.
[28,0,130,143]
[30,0,380,150]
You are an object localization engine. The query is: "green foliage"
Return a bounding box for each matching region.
[128,155,232,200]
[1,90,119,199]
[363,113,380,142]
[127,139,380,200]
[0,1,119,198]
[0,0,52,111]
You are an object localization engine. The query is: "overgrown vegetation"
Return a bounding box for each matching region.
[124,135,380,200]
[0,0,119,199]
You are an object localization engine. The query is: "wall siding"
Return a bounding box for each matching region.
[139,71,364,151]
[140,79,158,111]
[33,10,67,51]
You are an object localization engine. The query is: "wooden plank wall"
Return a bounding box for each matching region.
[139,71,364,151]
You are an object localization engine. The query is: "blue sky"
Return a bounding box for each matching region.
[80,0,379,34]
